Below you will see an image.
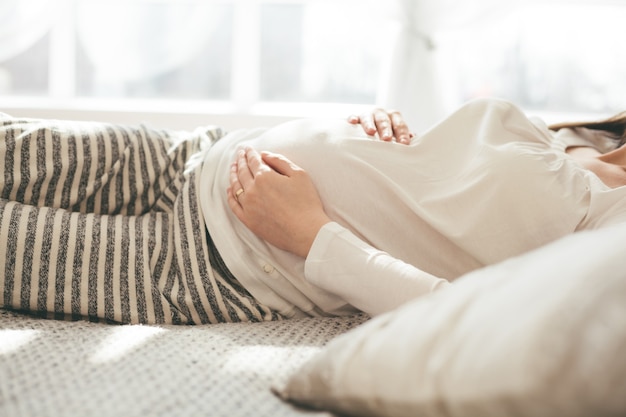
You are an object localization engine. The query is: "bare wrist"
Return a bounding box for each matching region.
[296,215,331,258]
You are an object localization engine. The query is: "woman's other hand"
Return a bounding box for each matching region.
[227,147,331,258]
[348,108,414,145]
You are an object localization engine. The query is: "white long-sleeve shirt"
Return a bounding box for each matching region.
[198,98,626,318]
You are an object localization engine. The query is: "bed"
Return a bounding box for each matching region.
[1,115,625,417]
[0,309,367,417]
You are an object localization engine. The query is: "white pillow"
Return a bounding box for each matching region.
[275,224,626,417]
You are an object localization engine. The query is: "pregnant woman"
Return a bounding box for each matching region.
[214,98,626,319]
[2,98,625,324]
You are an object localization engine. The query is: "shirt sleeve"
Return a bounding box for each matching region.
[304,222,451,316]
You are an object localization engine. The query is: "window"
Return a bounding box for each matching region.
[0,0,387,117]
[2,0,625,122]
[435,1,626,116]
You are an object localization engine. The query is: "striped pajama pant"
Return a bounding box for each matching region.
[0,113,280,324]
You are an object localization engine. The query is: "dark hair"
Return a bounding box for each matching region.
[549,112,626,148]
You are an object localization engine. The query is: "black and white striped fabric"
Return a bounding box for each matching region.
[0,113,281,324]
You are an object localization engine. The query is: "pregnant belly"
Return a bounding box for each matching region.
[236,118,483,279]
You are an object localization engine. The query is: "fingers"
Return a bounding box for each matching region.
[228,148,298,210]
[350,108,415,144]
[261,151,302,176]
[347,114,360,125]
[228,161,245,210]
[372,108,394,142]
[227,164,245,220]
[353,112,378,136]
[234,149,253,196]
[241,147,267,177]
[228,148,257,209]
[388,111,413,145]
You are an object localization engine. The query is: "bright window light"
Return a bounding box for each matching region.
[0,0,385,117]
[0,0,625,119]
[0,329,40,355]
[436,2,626,115]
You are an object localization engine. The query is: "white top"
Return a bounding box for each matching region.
[198,98,626,318]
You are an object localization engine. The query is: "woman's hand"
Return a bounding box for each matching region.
[348,108,414,145]
[227,147,331,258]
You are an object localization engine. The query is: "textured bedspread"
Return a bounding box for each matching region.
[0,310,368,417]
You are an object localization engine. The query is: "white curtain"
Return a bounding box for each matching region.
[0,0,220,89]
[377,0,520,131]
[0,0,56,62]
[76,2,220,89]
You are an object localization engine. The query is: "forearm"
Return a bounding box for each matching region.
[304,222,451,316]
